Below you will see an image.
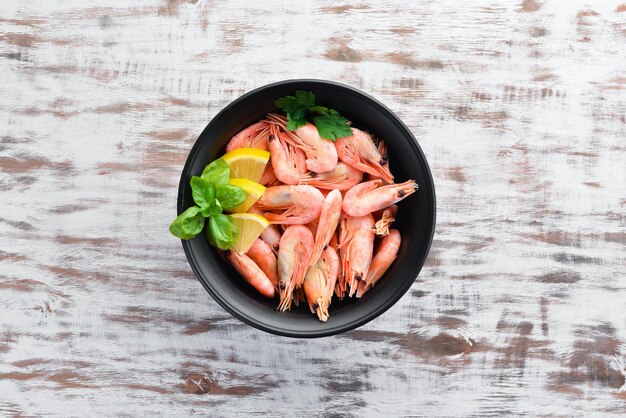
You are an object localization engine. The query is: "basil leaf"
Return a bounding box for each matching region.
[169,206,205,240]
[190,176,215,212]
[207,199,223,216]
[216,184,246,210]
[201,158,230,186]
[206,213,238,250]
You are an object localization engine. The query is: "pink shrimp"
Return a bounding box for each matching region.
[268,114,338,173]
[309,189,342,267]
[254,185,324,225]
[357,229,401,297]
[267,122,307,185]
[259,163,277,186]
[224,250,274,298]
[306,218,319,237]
[249,206,281,254]
[226,121,270,152]
[328,231,343,297]
[373,204,398,236]
[342,179,417,217]
[377,139,389,172]
[292,287,306,307]
[338,213,375,297]
[246,239,279,291]
[304,247,339,322]
[299,162,363,191]
[277,225,313,311]
[335,128,394,184]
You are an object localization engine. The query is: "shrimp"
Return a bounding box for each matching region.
[299,162,363,191]
[306,218,319,237]
[377,139,389,171]
[329,230,340,250]
[277,225,313,311]
[304,247,339,322]
[259,163,277,186]
[267,122,307,185]
[309,189,342,267]
[226,121,270,152]
[246,239,279,291]
[373,204,398,236]
[357,229,401,297]
[292,287,306,307]
[254,185,324,225]
[342,179,417,217]
[338,213,375,297]
[268,114,338,173]
[328,229,343,298]
[224,249,274,298]
[260,224,282,254]
[249,206,281,254]
[335,128,394,184]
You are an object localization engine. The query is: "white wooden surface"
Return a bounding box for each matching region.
[1,0,625,416]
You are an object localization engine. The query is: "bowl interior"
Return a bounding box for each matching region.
[179,80,435,337]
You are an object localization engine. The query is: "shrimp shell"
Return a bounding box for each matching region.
[373,204,398,236]
[268,123,307,185]
[268,114,338,173]
[304,247,339,322]
[357,229,401,297]
[247,239,279,291]
[335,128,393,184]
[277,225,314,311]
[226,121,270,152]
[224,250,274,298]
[255,185,324,225]
[299,162,363,191]
[338,213,375,298]
[309,189,342,268]
[342,179,417,217]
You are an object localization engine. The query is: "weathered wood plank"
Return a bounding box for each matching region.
[1,0,625,415]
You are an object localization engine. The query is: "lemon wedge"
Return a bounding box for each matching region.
[230,213,270,254]
[227,178,266,214]
[221,148,270,183]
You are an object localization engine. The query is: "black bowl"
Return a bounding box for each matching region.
[178,80,436,338]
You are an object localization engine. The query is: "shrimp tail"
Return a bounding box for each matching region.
[277,288,292,311]
[263,204,306,224]
[345,141,394,184]
[279,242,308,311]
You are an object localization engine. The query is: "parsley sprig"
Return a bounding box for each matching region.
[169,159,246,250]
[274,91,353,141]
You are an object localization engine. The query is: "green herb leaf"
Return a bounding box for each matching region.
[169,206,205,240]
[207,199,223,216]
[206,213,238,250]
[190,176,215,215]
[274,90,353,141]
[312,115,353,141]
[308,105,331,116]
[200,158,230,186]
[286,114,306,131]
[216,184,246,210]
[275,90,315,114]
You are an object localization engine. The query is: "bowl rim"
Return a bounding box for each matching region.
[178,79,436,338]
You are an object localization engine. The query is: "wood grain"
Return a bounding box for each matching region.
[1,0,625,415]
